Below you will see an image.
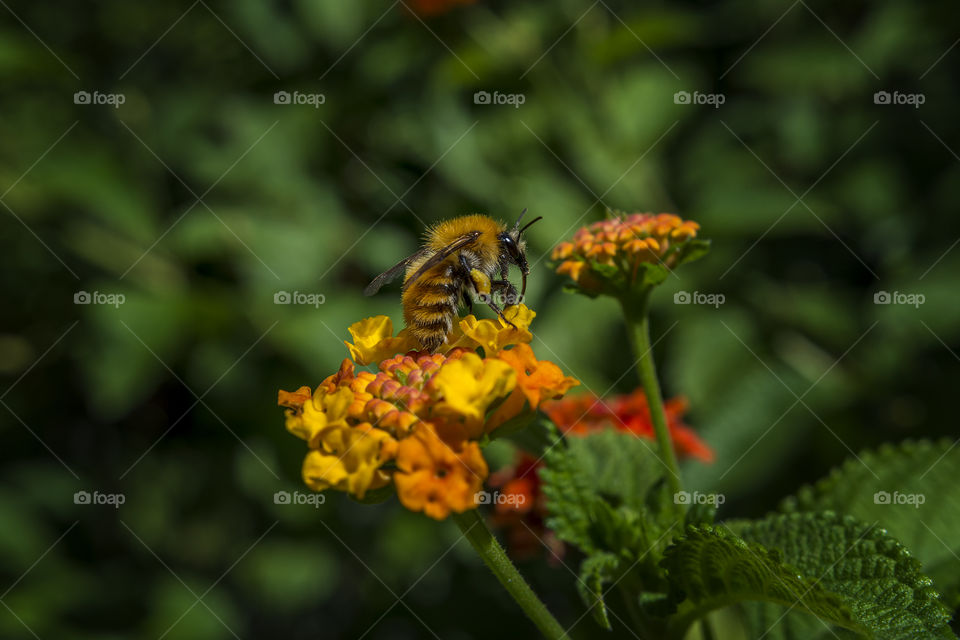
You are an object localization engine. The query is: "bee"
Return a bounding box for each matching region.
[364,210,543,352]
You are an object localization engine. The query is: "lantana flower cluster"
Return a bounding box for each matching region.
[279,305,579,520]
[551,212,701,293]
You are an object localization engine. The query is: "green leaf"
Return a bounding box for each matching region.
[780,439,960,606]
[486,409,537,442]
[635,261,670,289]
[735,512,954,640]
[672,238,712,268]
[540,428,677,624]
[540,428,668,557]
[578,552,620,631]
[662,523,863,638]
[502,413,556,454]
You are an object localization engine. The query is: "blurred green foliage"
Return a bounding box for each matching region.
[1,0,958,637]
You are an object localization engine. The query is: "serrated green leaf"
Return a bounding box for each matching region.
[737,512,955,640]
[661,523,863,638]
[578,552,620,630]
[540,428,677,624]
[540,428,667,556]
[780,439,960,606]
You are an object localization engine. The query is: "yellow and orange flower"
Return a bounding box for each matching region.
[394,422,488,520]
[552,212,703,294]
[279,304,580,520]
[344,303,535,366]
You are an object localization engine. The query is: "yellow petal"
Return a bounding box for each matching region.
[344,316,396,365]
[287,386,354,448]
[303,424,395,498]
[457,304,535,353]
[429,353,516,435]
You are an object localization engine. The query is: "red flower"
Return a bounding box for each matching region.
[544,390,713,462]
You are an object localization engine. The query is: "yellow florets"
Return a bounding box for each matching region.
[279,304,579,520]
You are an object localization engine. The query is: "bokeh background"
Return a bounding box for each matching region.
[2,0,958,638]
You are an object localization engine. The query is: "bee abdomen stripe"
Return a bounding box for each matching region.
[413,308,453,323]
[419,282,458,294]
[418,302,455,313]
[414,315,453,329]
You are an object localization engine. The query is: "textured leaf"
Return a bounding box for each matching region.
[578,552,620,631]
[540,428,669,556]
[540,428,675,624]
[737,512,954,640]
[781,439,960,605]
[662,524,863,637]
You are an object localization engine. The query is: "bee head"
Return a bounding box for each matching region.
[499,208,543,296]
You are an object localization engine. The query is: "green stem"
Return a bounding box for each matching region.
[620,290,684,520]
[452,508,567,640]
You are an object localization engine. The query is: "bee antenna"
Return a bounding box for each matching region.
[513,207,528,231]
[519,215,543,235]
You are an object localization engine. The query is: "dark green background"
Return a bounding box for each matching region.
[1,1,958,638]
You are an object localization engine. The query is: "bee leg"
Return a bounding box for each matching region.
[458,254,479,312]
[477,286,517,329]
[491,279,520,307]
[484,297,517,330]
[461,256,517,329]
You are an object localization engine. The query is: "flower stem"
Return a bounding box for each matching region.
[620,290,684,520]
[452,508,567,640]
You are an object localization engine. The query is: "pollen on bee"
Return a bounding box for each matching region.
[469,269,492,296]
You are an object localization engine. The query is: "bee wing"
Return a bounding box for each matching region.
[363,249,427,296]
[400,231,481,292]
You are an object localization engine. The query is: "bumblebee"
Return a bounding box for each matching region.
[364,211,542,352]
